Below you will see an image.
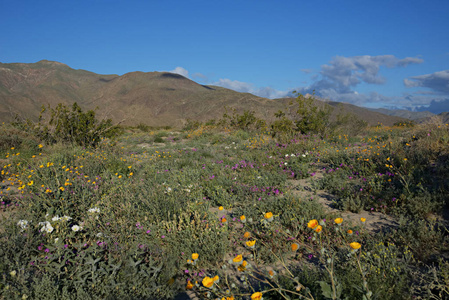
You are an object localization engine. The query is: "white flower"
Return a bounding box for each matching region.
[291,154,296,157]
[40,222,54,233]
[54,238,59,243]
[88,207,100,213]
[284,162,288,165]
[17,220,29,230]
[52,215,60,222]
[61,215,72,221]
[302,154,306,157]
[285,154,289,157]
[96,232,103,237]
[72,225,82,232]
[10,270,16,277]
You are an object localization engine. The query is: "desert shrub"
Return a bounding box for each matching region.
[219,107,266,132]
[136,122,151,132]
[394,120,416,127]
[12,103,121,148]
[330,111,368,136]
[183,119,203,131]
[291,92,333,137]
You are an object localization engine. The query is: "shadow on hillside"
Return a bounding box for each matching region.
[161,73,186,79]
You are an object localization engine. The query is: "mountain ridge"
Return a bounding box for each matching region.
[0,60,409,127]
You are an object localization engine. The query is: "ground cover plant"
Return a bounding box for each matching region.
[1,101,449,299]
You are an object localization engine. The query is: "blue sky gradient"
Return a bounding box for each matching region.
[1,0,449,112]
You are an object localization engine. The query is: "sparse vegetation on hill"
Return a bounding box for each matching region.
[1,104,448,299]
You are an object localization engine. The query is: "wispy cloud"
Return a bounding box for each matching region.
[168,66,189,78]
[192,72,208,82]
[213,78,289,99]
[404,70,449,94]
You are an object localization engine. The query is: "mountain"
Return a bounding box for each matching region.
[369,108,435,121]
[0,60,407,127]
[417,112,449,125]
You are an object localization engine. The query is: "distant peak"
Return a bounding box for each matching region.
[36,60,69,67]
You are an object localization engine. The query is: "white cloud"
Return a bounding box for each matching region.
[213,78,289,99]
[404,70,449,94]
[294,55,425,109]
[169,67,189,78]
[318,55,423,92]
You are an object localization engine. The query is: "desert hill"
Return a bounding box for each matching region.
[0,60,407,127]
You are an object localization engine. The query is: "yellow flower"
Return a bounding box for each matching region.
[219,206,224,211]
[264,212,273,221]
[246,240,256,249]
[59,187,65,191]
[347,229,353,235]
[251,292,263,300]
[315,225,323,233]
[238,263,247,272]
[186,280,194,290]
[38,144,43,148]
[213,275,219,283]
[192,253,199,260]
[221,217,228,224]
[202,276,214,288]
[243,231,251,239]
[232,254,243,265]
[307,219,318,229]
[360,217,366,223]
[291,243,299,252]
[334,218,343,225]
[350,242,362,250]
[240,215,246,223]
[27,181,33,186]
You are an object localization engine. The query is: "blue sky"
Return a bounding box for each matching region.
[1,0,449,112]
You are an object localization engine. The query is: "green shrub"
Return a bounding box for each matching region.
[12,103,121,148]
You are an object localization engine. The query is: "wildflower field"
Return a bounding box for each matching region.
[1,110,449,299]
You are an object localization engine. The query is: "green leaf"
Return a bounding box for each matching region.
[318,280,333,299]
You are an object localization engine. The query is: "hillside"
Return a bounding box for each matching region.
[369,108,435,121]
[0,60,406,127]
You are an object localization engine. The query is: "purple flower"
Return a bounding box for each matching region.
[161,235,165,239]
